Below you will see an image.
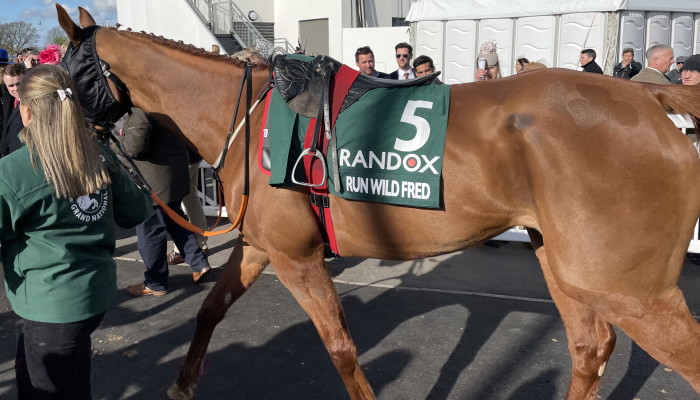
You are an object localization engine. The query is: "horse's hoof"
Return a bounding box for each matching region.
[167,382,195,400]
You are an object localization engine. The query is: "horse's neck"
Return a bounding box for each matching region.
[114,35,267,163]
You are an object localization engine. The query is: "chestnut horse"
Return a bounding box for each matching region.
[59,6,700,400]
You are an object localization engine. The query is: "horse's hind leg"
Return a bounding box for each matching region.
[533,230,700,394]
[529,231,616,400]
[593,285,700,393]
[168,237,269,400]
[269,246,376,400]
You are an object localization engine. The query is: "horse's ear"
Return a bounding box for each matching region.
[78,7,97,28]
[56,3,82,46]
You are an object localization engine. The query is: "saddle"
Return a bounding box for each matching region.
[273,54,440,118]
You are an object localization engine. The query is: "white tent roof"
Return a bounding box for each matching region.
[406,0,700,21]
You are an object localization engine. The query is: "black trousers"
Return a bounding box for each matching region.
[15,312,105,400]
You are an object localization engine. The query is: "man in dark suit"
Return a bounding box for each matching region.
[612,47,642,79]
[355,46,390,78]
[0,48,15,153]
[413,55,444,85]
[1,63,27,157]
[116,108,212,296]
[579,49,603,74]
[389,42,416,80]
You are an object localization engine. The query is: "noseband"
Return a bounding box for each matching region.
[61,25,132,132]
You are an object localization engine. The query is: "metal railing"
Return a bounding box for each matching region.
[184,0,294,55]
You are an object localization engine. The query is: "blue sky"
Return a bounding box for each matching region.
[1,0,117,46]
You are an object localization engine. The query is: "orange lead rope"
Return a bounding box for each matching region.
[150,191,248,237]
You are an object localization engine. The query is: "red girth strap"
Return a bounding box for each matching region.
[302,65,359,256]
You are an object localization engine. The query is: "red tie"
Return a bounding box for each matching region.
[14,98,19,108]
[403,72,409,79]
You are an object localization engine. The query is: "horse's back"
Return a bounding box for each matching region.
[332,69,700,262]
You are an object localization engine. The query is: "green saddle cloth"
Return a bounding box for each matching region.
[267,83,450,209]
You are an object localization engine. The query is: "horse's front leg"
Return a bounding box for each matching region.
[168,237,269,400]
[270,245,376,400]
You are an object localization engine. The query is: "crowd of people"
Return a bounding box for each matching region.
[348,39,700,88]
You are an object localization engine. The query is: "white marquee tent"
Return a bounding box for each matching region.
[406,0,700,83]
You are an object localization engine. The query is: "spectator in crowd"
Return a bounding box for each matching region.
[211,44,220,54]
[15,51,23,65]
[0,48,11,65]
[666,55,687,84]
[579,49,603,73]
[0,48,13,148]
[680,55,700,156]
[1,64,151,400]
[60,43,69,59]
[475,40,501,81]
[355,46,390,78]
[115,108,212,296]
[232,47,266,66]
[39,45,62,66]
[22,49,40,69]
[681,54,700,86]
[413,55,444,85]
[1,63,27,156]
[612,48,642,79]
[389,42,416,80]
[520,61,547,73]
[631,44,675,84]
[515,57,529,74]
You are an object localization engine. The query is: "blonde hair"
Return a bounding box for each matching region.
[231,47,266,66]
[18,64,111,198]
[520,62,547,73]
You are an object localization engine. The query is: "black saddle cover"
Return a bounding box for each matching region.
[273,54,440,118]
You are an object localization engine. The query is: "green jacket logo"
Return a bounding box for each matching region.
[70,190,109,222]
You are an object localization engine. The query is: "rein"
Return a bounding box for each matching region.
[111,63,259,238]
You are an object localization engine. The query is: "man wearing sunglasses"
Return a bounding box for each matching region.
[389,42,416,80]
[23,49,40,69]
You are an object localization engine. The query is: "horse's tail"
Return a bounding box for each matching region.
[645,83,700,220]
[645,83,700,121]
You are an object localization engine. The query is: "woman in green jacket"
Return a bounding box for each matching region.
[0,64,152,399]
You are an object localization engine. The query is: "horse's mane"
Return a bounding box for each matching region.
[106,27,269,70]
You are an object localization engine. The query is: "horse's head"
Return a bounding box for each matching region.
[57,4,131,131]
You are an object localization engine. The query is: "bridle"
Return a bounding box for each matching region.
[61,25,257,237]
[61,25,132,133]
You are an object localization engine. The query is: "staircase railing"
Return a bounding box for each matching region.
[185,0,294,55]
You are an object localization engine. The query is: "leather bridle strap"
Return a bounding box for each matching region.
[99,59,133,111]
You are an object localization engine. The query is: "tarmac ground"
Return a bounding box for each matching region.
[0,220,699,399]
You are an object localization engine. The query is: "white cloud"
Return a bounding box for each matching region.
[22,3,77,21]
[88,0,117,25]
